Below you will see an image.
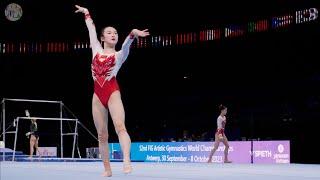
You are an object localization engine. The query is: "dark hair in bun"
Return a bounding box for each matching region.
[219,104,227,111]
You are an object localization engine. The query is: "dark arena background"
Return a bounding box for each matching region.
[1,0,320,179]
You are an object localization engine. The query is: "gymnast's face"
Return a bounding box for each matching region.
[25,110,30,117]
[221,108,227,116]
[101,26,118,47]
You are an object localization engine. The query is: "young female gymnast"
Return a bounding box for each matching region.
[75,4,150,176]
[207,104,232,163]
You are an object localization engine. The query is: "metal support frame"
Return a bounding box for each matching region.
[1,98,79,161]
[11,116,77,161]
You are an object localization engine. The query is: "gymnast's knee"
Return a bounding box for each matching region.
[98,131,109,143]
[114,122,127,135]
[116,128,127,135]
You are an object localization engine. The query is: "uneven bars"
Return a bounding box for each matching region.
[18,117,77,121]
[3,98,61,104]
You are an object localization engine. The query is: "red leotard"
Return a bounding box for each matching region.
[84,13,135,108]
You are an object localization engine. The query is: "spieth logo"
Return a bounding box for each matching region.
[277,144,284,153]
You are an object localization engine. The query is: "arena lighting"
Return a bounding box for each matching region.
[0,8,318,54]
[224,25,245,38]
[271,15,294,29]
[248,20,269,33]
[296,7,318,24]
